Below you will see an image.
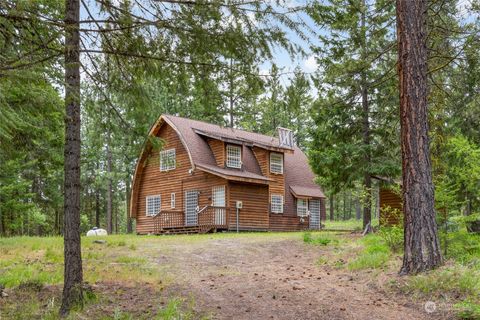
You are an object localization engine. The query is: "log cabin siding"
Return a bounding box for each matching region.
[207,138,225,167]
[228,182,269,230]
[131,115,326,233]
[269,214,309,231]
[252,147,286,214]
[182,172,227,210]
[135,124,192,234]
[379,188,403,226]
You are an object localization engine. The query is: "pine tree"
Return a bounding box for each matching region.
[308,0,400,229]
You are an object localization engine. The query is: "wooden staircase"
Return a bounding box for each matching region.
[156,225,218,235]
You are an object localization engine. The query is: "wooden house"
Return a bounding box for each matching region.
[372,176,403,226]
[129,115,326,234]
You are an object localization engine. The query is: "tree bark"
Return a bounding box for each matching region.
[355,197,361,220]
[329,195,334,221]
[106,133,113,234]
[61,0,83,314]
[229,59,235,128]
[360,0,372,230]
[95,162,100,228]
[126,179,133,233]
[397,0,442,274]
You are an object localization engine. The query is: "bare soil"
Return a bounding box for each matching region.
[156,234,454,320]
[0,233,455,319]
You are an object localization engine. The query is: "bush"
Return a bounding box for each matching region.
[303,232,335,246]
[444,231,480,264]
[378,226,403,252]
[455,300,480,319]
[348,234,391,270]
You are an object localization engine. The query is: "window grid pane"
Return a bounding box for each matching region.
[160,148,176,171]
[171,193,175,208]
[297,199,308,217]
[226,145,241,168]
[212,186,225,207]
[146,195,161,216]
[270,153,283,174]
[271,194,284,213]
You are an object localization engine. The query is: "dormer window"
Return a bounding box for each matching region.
[226,144,242,168]
[270,152,283,174]
[160,148,176,171]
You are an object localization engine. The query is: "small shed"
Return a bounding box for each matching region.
[372,176,403,226]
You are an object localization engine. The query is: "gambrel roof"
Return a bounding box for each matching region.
[130,114,325,216]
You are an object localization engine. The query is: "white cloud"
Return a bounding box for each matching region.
[304,55,318,72]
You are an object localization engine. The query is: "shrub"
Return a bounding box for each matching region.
[378,226,404,252]
[303,232,335,246]
[348,234,391,270]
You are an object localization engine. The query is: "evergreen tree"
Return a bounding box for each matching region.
[308,0,400,229]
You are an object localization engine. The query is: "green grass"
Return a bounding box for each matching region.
[347,234,391,270]
[455,300,480,319]
[323,218,379,231]
[303,232,338,246]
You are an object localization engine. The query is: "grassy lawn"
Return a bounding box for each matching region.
[1,230,479,319]
[0,232,303,319]
[323,218,379,231]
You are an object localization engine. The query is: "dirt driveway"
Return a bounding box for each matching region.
[149,233,451,320]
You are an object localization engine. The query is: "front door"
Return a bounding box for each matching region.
[212,186,226,225]
[185,190,198,226]
[309,199,321,230]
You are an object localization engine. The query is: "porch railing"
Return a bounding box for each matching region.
[153,210,184,233]
[198,206,229,231]
[152,206,229,233]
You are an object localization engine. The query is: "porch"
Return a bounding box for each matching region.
[152,206,230,234]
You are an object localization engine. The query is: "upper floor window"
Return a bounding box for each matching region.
[226,145,242,169]
[271,194,284,213]
[146,195,161,216]
[270,152,283,174]
[160,148,176,171]
[297,199,308,217]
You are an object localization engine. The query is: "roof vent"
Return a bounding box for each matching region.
[277,127,294,148]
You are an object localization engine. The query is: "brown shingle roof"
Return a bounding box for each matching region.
[163,114,325,198]
[285,146,326,199]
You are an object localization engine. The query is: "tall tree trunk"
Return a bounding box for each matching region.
[95,162,100,228]
[360,0,372,230]
[126,179,133,233]
[329,195,334,221]
[355,197,361,220]
[229,59,235,128]
[61,0,83,314]
[397,0,442,274]
[106,134,113,234]
[95,188,100,228]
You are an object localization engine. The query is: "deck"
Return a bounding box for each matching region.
[152,206,230,234]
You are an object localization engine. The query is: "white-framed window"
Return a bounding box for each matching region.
[171,193,175,209]
[160,148,176,171]
[146,195,161,216]
[271,194,284,213]
[212,186,226,207]
[226,144,242,169]
[297,198,309,217]
[270,152,284,174]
